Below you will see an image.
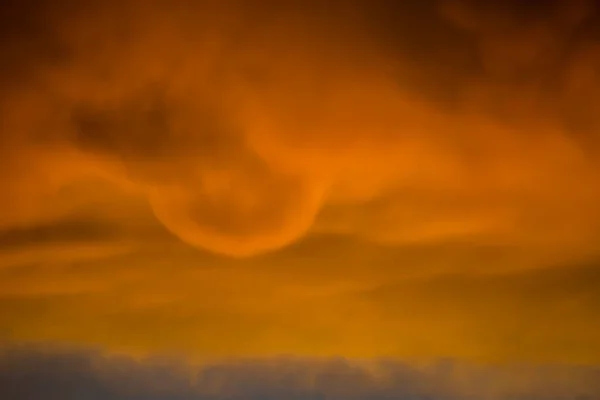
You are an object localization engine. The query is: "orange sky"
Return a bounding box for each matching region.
[1,0,600,368]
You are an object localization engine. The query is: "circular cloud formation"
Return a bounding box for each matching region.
[148,169,325,257]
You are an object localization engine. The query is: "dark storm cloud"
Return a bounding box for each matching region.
[0,347,599,400]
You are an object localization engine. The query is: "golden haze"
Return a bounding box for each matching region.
[1,0,600,363]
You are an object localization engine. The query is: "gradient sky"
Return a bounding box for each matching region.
[2,0,600,398]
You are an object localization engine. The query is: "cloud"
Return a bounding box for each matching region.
[5,0,600,376]
[3,0,600,364]
[2,0,600,261]
[0,225,599,363]
[0,347,599,400]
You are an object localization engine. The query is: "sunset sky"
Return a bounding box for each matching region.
[2,0,600,398]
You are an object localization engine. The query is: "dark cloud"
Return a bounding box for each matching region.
[0,347,599,400]
[0,218,119,250]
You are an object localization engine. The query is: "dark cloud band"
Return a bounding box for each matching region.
[1,347,599,399]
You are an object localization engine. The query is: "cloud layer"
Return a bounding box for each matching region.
[1,228,599,363]
[4,0,600,366]
[1,347,599,400]
[2,0,600,258]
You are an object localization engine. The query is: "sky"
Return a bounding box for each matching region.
[1,0,600,398]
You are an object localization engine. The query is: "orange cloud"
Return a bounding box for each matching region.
[2,0,600,263]
[7,0,600,369]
